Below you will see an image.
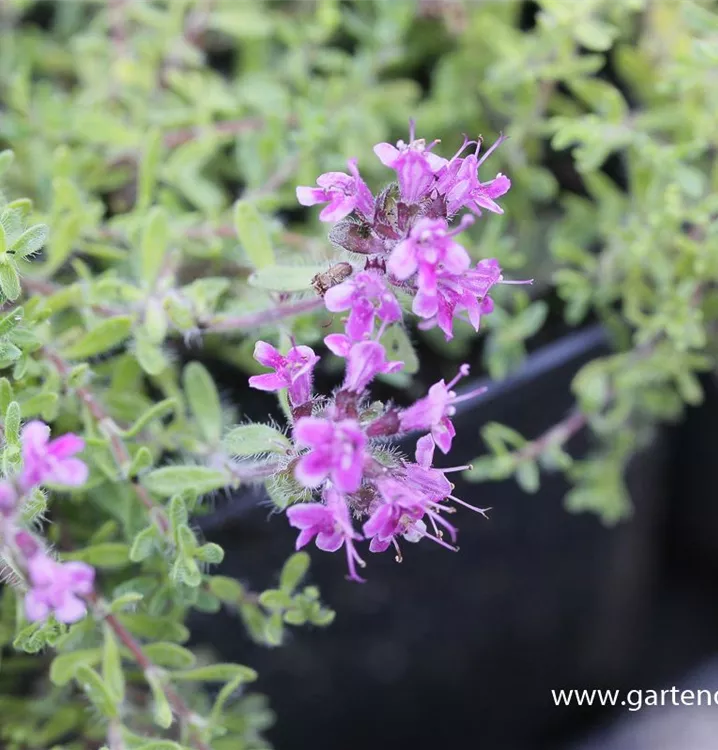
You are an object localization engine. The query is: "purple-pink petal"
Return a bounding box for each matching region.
[253,341,284,369]
[295,451,330,488]
[248,372,287,392]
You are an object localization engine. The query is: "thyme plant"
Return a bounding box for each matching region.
[0,1,715,748]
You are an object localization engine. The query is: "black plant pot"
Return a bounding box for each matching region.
[193,325,671,750]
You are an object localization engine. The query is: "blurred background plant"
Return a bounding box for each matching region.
[0,0,716,747]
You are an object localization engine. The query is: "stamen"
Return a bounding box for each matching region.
[477,132,508,168]
[449,495,491,518]
[392,538,403,563]
[451,385,488,406]
[501,278,534,285]
[448,213,475,237]
[446,365,470,391]
[440,464,472,473]
[422,530,459,552]
[408,118,416,143]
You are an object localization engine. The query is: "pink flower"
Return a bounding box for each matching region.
[374,121,447,173]
[249,341,320,407]
[374,122,451,204]
[293,416,367,493]
[19,422,88,491]
[436,135,511,216]
[324,271,402,341]
[403,435,453,502]
[323,338,403,393]
[0,482,17,516]
[414,258,504,340]
[362,478,428,553]
[400,364,486,453]
[296,159,374,222]
[287,487,365,581]
[24,554,95,623]
[387,217,472,297]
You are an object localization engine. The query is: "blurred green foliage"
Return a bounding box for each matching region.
[0,0,717,747]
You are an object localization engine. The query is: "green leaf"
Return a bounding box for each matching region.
[0,264,21,301]
[169,495,189,540]
[137,129,162,212]
[142,466,229,496]
[194,542,224,564]
[134,334,169,375]
[171,663,257,683]
[0,222,5,255]
[129,524,160,562]
[118,614,189,643]
[0,308,23,337]
[146,671,173,729]
[74,665,119,718]
[19,391,59,419]
[140,206,170,285]
[515,461,540,494]
[61,317,134,359]
[224,424,290,456]
[171,553,202,588]
[234,200,275,269]
[102,624,125,704]
[183,362,222,444]
[259,589,293,610]
[208,575,245,603]
[127,446,154,477]
[49,648,102,686]
[10,224,49,259]
[279,552,310,593]
[142,642,196,669]
[209,674,249,726]
[108,592,144,613]
[118,398,177,438]
[379,325,419,375]
[0,150,13,177]
[63,543,132,569]
[247,263,327,292]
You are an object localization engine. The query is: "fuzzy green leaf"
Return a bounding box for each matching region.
[63,543,132,569]
[49,648,102,686]
[234,200,275,269]
[194,542,224,564]
[224,423,290,456]
[118,398,177,438]
[279,552,310,593]
[183,362,222,444]
[11,224,49,259]
[140,206,170,285]
[137,129,162,212]
[142,466,229,496]
[171,663,257,683]
[129,524,160,562]
[0,263,21,301]
[102,625,125,704]
[142,642,196,669]
[208,575,245,603]
[74,665,119,718]
[146,671,173,729]
[61,317,134,359]
[117,614,189,643]
[108,592,144,613]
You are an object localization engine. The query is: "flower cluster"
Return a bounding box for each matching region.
[251,336,489,580]
[297,122,527,340]
[245,124,529,580]
[0,422,92,623]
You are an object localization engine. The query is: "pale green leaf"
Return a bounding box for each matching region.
[224,424,290,456]
[61,317,134,359]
